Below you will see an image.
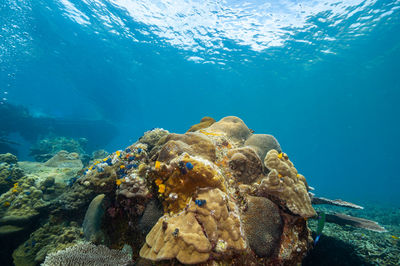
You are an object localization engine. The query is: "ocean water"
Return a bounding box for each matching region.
[0,0,400,264]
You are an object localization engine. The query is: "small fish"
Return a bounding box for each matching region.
[392,235,399,240]
[125,148,131,153]
[314,212,326,247]
[155,161,161,169]
[137,148,142,154]
[116,179,122,186]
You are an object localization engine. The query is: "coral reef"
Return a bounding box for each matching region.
[12,221,83,265]
[187,117,216,132]
[0,154,24,194]
[244,134,282,161]
[1,116,323,265]
[83,194,106,243]
[257,149,316,218]
[242,196,282,257]
[42,242,131,266]
[0,153,18,164]
[29,136,88,162]
[73,116,315,265]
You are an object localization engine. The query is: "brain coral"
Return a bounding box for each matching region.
[242,196,282,257]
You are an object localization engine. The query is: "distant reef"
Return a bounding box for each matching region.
[0,102,117,155]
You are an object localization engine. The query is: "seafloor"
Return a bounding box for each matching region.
[305,204,400,266]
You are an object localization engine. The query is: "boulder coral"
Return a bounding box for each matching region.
[57,116,315,265]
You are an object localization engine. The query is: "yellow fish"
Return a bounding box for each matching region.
[155,178,163,186]
[116,179,122,186]
[278,153,283,159]
[155,161,161,169]
[391,235,399,240]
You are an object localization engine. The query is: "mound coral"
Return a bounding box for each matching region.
[55,116,315,265]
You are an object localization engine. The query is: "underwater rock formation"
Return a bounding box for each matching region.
[30,136,88,163]
[69,116,315,265]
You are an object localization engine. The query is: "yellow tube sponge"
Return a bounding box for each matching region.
[259,149,316,218]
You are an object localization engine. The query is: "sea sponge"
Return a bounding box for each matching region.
[157,132,216,162]
[206,116,252,143]
[242,196,282,257]
[187,117,216,132]
[244,134,282,162]
[227,146,263,184]
[258,149,315,218]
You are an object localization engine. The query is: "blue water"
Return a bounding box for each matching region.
[1,0,400,205]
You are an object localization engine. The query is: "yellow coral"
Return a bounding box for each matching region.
[160,154,226,213]
[199,129,222,136]
[155,178,163,186]
[158,184,166,193]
